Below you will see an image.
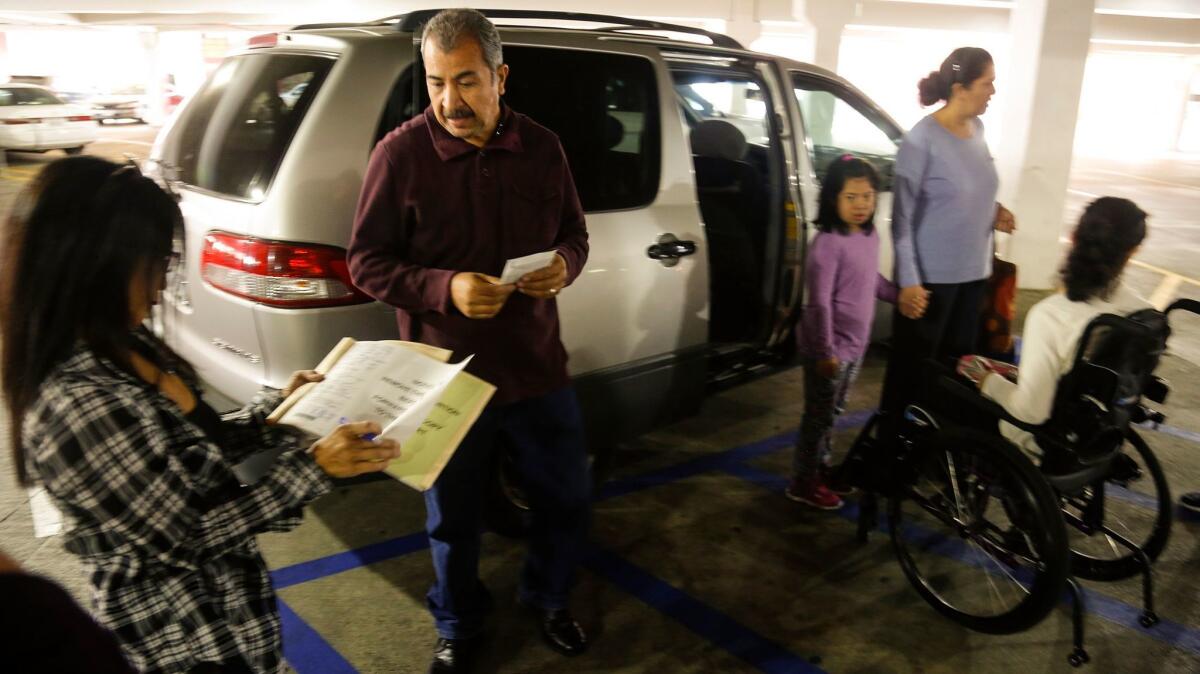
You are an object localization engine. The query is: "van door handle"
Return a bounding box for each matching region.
[647,233,696,267]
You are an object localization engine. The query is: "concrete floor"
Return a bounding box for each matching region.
[1,131,1199,673]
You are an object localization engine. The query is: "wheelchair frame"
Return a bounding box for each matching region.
[838,298,1199,668]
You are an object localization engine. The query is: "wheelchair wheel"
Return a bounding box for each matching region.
[889,427,1069,634]
[1064,429,1172,581]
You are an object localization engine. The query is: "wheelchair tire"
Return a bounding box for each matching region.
[889,427,1069,635]
[1065,429,1172,581]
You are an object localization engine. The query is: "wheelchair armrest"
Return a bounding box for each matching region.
[1167,298,1200,317]
[934,373,1043,433]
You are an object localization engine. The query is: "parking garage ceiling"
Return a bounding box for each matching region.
[0,0,1197,36]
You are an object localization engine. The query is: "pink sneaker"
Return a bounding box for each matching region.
[785,480,844,510]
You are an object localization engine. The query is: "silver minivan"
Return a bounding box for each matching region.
[148,10,902,456]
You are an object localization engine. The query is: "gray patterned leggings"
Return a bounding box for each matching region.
[792,357,863,482]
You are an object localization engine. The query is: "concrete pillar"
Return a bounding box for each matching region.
[726,0,763,50]
[139,29,167,126]
[996,0,1096,289]
[0,33,8,84]
[798,0,857,72]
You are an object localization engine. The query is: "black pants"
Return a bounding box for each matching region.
[880,279,988,423]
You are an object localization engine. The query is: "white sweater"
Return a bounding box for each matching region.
[982,293,1116,454]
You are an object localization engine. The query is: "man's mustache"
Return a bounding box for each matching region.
[444,107,475,120]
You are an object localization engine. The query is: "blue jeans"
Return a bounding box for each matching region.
[423,387,591,639]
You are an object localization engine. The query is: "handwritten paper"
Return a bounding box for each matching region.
[498,250,557,285]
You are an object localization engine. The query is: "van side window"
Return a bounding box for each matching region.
[503,46,660,212]
[791,76,900,190]
[378,48,661,213]
[164,53,332,201]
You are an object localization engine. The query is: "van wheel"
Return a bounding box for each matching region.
[483,441,610,539]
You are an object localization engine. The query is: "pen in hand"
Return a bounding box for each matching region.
[339,417,378,441]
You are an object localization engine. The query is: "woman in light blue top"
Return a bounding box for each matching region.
[880,47,1017,427]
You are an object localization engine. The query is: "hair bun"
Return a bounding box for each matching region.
[917,70,945,107]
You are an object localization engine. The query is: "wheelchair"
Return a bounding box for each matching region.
[836,298,1200,668]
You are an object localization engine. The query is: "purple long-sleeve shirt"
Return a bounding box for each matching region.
[796,229,897,361]
[348,106,589,404]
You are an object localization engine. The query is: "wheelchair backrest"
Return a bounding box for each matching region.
[1039,309,1170,468]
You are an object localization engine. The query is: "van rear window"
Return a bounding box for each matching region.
[163,52,333,201]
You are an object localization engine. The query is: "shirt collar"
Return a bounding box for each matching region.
[425,103,523,161]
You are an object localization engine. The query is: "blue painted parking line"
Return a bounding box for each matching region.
[597,410,872,502]
[1139,421,1200,445]
[583,546,826,674]
[279,599,358,674]
[272,532,430,590]
[723,462,1200,657]
[268,408,1200,671]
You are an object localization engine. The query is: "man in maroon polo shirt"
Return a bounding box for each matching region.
[347,9,591,674]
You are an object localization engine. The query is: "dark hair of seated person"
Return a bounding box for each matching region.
[0,156,195,486]
[1060,196,1147,302]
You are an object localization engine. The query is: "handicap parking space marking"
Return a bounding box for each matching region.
[271,532,429,590]
[583,545,826,674]
[723,461,1200,658]
[267,407,1200,672]
[279,599,357,674]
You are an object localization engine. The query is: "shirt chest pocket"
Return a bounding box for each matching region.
[505,185,561,256]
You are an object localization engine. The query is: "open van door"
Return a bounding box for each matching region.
[666,52,805,381]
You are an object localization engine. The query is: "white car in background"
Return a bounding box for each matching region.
[91,85,150,124]
[0,83,97,155]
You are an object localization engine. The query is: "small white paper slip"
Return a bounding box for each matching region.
[498,250,557,285]
[28,487,65,538]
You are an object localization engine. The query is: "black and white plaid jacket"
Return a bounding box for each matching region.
[23,341,333,674]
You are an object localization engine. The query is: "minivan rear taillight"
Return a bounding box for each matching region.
[200,232,372,308]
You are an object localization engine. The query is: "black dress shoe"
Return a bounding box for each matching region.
[428,636,482,674]
[534,608,588,656]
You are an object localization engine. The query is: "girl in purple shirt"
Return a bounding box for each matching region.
[788,157,910,510]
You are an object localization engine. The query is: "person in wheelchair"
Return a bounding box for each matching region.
[962,196,1147,458]
[850,196,1185,665]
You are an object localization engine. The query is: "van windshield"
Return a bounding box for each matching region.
[162,52,333,201]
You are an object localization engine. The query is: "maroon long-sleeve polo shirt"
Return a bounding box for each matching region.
[348,106,589,405]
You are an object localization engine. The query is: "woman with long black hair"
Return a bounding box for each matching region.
[979,196,1147,450]
[1,156,400,674]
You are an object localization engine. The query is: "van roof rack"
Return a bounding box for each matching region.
[385,9,744,50]
[290,21,388,31]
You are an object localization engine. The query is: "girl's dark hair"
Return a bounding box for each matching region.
[918,47,993,107]
[1061,197,1147,302]
[1,156,191,485]
[815,155,881,235]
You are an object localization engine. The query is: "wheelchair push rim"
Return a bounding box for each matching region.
[889,427,1069,635]
[1062,428,1172,581]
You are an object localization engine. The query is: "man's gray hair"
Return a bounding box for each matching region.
[421,8,504,72]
